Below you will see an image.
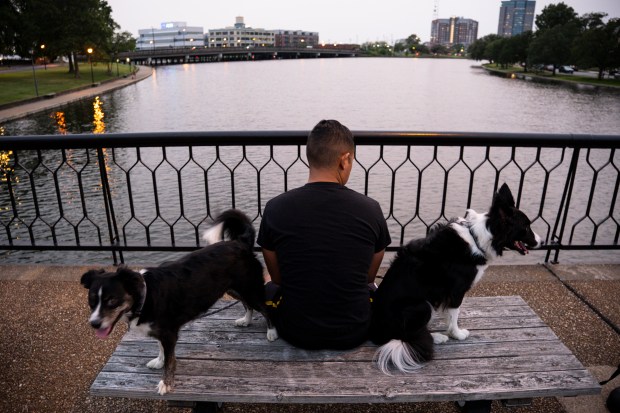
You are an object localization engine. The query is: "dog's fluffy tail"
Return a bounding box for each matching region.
[374,334,434,375]
[202,209,256,250]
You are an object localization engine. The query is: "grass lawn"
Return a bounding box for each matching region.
[483,63,620,88]
[0,63,134,106]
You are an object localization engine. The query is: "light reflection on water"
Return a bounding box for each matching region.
[0,58,618,265]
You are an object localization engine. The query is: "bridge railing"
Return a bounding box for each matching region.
[0,131,618,264]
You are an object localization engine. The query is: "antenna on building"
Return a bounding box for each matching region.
[433,0,439,20]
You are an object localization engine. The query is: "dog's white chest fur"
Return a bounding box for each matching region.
[128,317,153,336]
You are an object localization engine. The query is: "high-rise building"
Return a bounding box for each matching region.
[431,17,478,47]
[497,0,536,37]
[136,22,205,50]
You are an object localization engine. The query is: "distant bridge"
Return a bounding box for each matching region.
[119,45,362,65]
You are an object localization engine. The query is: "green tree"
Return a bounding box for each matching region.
[535,2,578,31]
[529,2,580,75]
[468,34,501,62]
[573,14,620,80]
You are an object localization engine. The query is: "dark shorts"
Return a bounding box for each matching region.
[263,281,373,350]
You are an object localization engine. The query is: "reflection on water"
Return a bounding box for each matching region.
[53,112,67,134]
[93,96,105,134]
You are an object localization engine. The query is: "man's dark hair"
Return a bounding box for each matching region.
[306,120,355,169]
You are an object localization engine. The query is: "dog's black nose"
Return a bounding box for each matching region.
[90,320,102,329]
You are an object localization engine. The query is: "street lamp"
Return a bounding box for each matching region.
[87,47,95,85]
[40,44,47,69]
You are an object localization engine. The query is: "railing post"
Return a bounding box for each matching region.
[547,147,581,264]
[96,148,123,265]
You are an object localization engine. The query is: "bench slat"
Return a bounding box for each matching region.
[90,368,599,403]
[109,336,571,362]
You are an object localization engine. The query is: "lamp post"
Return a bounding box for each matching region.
[40,44,46,69]
[30,44,39,97]
[87,47,95,85]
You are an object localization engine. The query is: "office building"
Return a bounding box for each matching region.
[430,17,478,46]
[207,17,275,48]
[273,30,319,48]
[497,0,536,37]
[136,22,205,49]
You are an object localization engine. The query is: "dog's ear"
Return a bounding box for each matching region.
[80,269,105,289]
[491,183,516,219]
[116,265,144,294]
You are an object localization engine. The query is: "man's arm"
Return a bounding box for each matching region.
[262,248,282,285]
[368,249,385,284]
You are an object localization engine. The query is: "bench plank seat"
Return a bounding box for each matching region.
[90,296,600,405]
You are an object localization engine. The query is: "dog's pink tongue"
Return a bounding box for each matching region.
[95,326,112,339]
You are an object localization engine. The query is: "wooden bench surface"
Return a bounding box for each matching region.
[90,296,600,404]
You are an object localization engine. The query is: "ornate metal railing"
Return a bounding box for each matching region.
[0,131,618,265]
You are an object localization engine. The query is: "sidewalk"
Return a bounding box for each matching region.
[0,65,153,123]
[0,263,618,413]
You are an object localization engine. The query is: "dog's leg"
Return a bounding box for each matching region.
[446,307,469,340]
[234,302,254,327]
[429,305,450,344]
[156,332,178,396]
[147,341,165,369]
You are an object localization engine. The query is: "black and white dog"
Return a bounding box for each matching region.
[81,209,278,395]
[370,183,543,374]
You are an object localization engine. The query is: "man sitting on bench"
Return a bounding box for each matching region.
[258,119,391,350]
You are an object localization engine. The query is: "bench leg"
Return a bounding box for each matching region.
[456,400,492,413]
[193,401,223,413]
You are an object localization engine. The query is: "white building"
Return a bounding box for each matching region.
[137,22,205,50]
[207,17,275,48]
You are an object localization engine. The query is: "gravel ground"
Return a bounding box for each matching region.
[0,264,618,413]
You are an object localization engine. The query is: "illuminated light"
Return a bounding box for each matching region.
[511,73,516,79]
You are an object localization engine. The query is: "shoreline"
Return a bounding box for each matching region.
[0,65,153,123]
[481,64,620,91]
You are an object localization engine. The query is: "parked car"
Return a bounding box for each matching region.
[559,65,574,74]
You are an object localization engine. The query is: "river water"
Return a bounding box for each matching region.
[1,58,619,265]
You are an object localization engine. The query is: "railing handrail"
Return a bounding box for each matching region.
[1,131,619,150]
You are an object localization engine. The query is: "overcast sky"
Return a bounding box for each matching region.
[106,0,620,44]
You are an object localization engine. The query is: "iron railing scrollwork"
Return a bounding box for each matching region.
[0,131,618,265]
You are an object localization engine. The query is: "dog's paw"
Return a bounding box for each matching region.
[157,380,172,395]
[266,327,278,342]
[449,328,470,340]
[147,357,165,369]
[431,332,449,344]
[234,316,251,327]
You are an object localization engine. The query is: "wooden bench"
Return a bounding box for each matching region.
[90,296,600,413]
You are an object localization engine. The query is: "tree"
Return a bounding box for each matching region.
[0,0,20,55]
[529,2,580,75]
[573,14,620,80]
[468,34,501,62]
[535,2,578,31]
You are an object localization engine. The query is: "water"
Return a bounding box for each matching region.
[1,58,619,265]
[3,58,619,134]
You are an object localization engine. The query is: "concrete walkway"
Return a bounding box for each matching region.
[0,263,618,413]
[0,65,153,123]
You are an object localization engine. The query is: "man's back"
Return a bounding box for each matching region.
[258,182,391,349]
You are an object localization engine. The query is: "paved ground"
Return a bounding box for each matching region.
[0,263,618,413]
[0,65,153,123]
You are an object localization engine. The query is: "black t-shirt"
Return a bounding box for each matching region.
[258,182,391,349]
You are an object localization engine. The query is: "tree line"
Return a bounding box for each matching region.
[1,0,136,78]
[468,2,620,80]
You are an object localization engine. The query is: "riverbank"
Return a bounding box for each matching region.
[0,65,153,123]
[0,263,618,413]
[482,64,620,90]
